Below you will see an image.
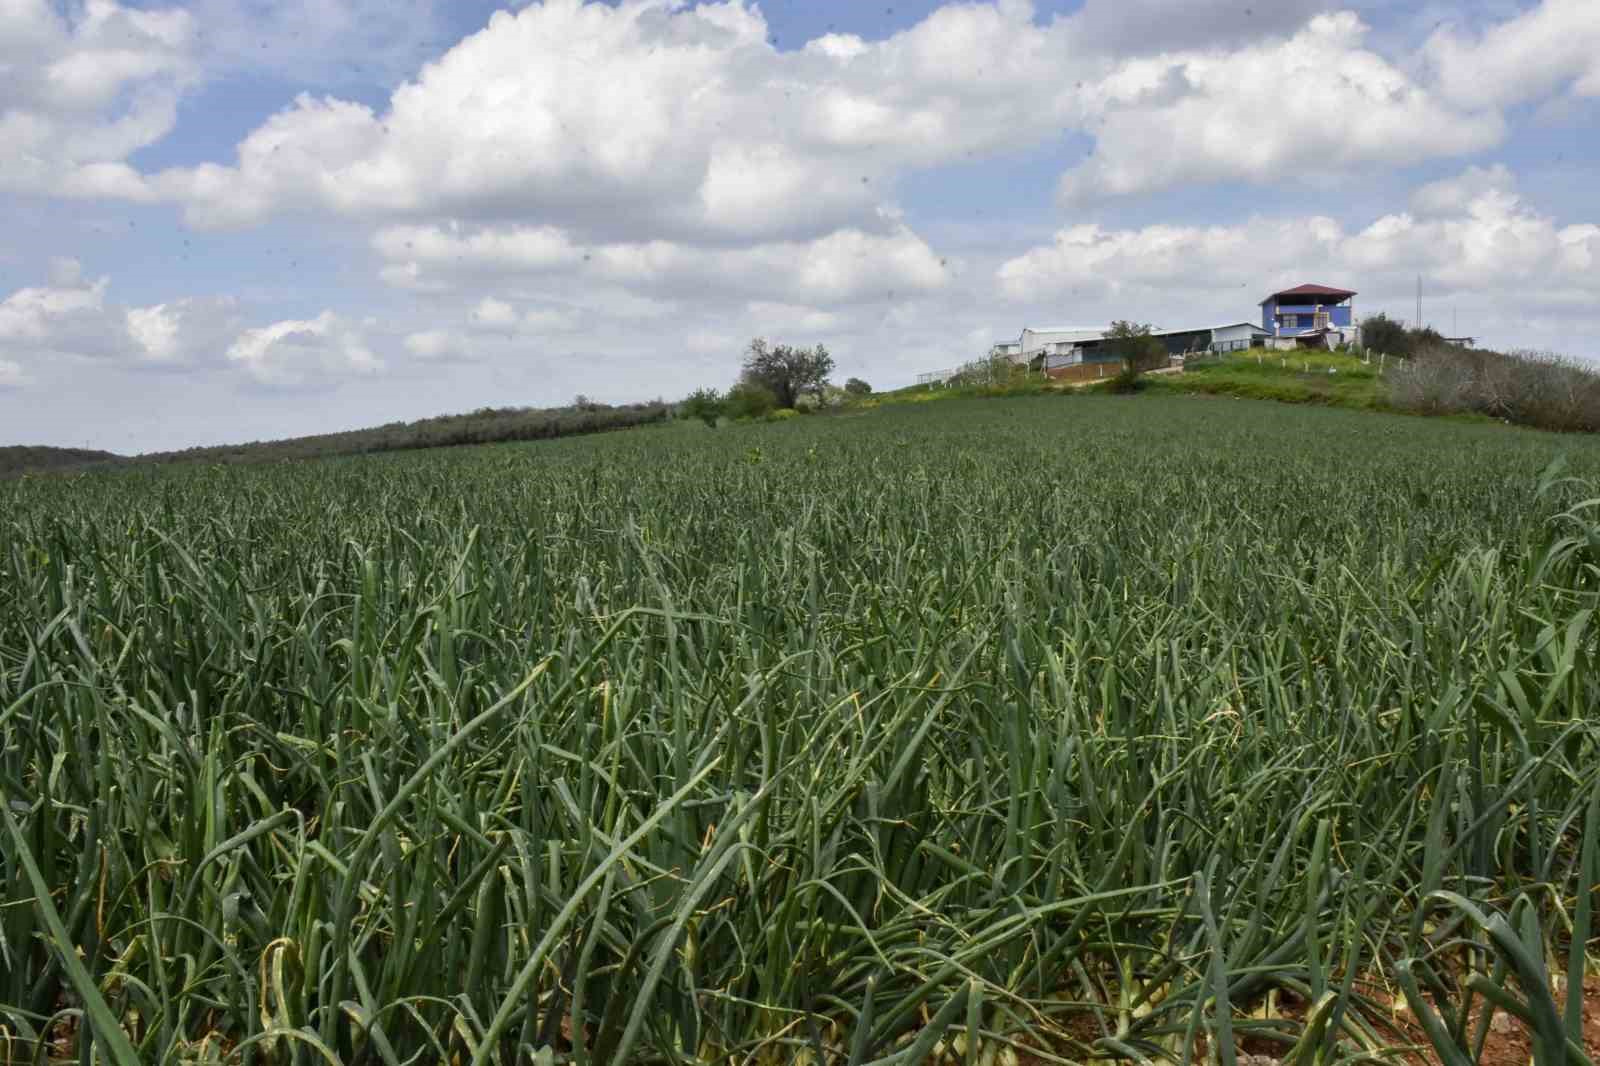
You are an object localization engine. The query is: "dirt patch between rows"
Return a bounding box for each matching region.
[1012,976,1600,1066]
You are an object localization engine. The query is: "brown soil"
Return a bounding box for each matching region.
[1012,975,1600,1066]
[1227,975,1600,1066]
[1360,974,1600,1066]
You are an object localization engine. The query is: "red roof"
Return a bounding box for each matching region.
[1262,283,1356,304]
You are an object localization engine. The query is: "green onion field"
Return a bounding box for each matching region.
[3,394,1598,1065]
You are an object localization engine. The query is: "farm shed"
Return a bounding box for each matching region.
[1029,323,1271,372]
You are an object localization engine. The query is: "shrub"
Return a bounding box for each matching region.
[1498,350,1600,432]
[845,377,872,395]
[1387,343,1600,432]
[1359,313,1410,357]
[948,355,1029,389]
[1386,347,1475,415]
[724,381,778,420]
[679,388,723,428]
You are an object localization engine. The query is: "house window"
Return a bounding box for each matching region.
[1280,314,1299,329]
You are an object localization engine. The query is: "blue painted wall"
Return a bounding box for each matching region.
[1260,298,1355,332]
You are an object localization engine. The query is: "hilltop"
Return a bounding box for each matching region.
[0,446,125,477]
[1,400,669,478]
[9,341,1593,481]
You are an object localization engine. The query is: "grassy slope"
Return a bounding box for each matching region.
[867,348,1517,427]
[2,402,670,478]
[1150,348,1385,407]
[0,445,124,477]
[866,349,1390,411]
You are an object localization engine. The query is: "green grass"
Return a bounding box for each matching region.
[872,349,1386,412]
[1151,349,1385,408]
[865,376,1062,408]
[3,395,1598,1065]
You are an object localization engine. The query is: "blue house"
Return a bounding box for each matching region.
[1260,284,1356,344]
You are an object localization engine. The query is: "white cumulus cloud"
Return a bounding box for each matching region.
[402,328,465,361]
[1057,13,1505,202]
[226,311,383,387]
[0,267,240,377]
[376,220,949,306]
[0,0,196,198]
[1425,0,1600,110]
[140,1,1512,230]
[0,267,239,372]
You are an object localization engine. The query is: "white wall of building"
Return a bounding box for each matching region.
[1210,323,1268,351]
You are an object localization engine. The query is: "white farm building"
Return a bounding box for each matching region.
[1002,322,1271,371]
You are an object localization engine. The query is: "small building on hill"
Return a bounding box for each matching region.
[1018,327,1105,362]
[1260,284,1357,348]
[1025,322,1271,374]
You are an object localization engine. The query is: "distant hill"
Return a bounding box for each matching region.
[3,401,671,479]
[0,446,125,477]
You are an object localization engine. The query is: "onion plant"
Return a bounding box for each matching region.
[2,395,1597,1064]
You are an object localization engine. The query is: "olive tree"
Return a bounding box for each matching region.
[741,339,836,409]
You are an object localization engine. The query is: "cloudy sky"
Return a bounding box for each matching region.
[2,0,1597,453]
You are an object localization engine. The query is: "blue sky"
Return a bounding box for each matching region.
[2,0,1598,452]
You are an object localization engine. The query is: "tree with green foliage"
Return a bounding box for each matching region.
[844,377,872,396]
[740,339,835,408]
[1106,320,1166,392]
[1359,313,1410,357]
[723,381,778,420]
[1411,325,1447,350]
[679,388,723,428]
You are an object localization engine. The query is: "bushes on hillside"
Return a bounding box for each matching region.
[122,401,671,469]
[723,382,779,420]
[1359,314,1450,360]
[1359,313,1411,357]
[1388,344,1600,432]
[948,355,1030,389]
[679,387,724,427]
[0,446,123,477]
